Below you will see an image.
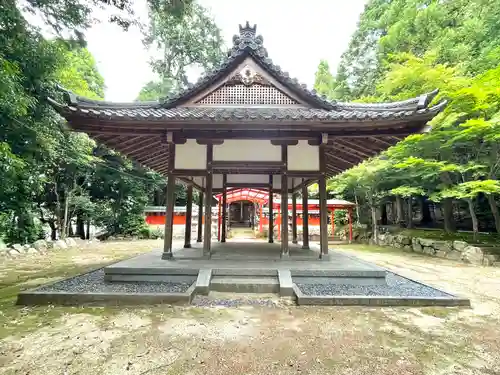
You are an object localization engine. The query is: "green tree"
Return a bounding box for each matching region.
[142,1,225,91]
[313,60,337,100]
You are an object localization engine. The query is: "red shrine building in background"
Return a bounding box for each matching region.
[144,188,356,243]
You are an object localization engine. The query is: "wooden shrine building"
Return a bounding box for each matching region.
[49,22,446,260]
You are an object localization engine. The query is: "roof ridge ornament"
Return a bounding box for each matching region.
[239,21,257,39]
[230,21,267,58]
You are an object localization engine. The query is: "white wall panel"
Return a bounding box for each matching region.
[288,141,319,171]
[174,140,206,169]
[213,174,223,189]
[213,140,280,161]
[272,174,281,189]
[226,174,269,184]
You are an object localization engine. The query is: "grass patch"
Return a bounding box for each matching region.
[0,240,159,339]
[420,307,458,319]
[332,243,404,254]
[391,228,500,245]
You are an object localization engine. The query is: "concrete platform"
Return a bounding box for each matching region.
[16,240,471,307]
[104,241,385,280]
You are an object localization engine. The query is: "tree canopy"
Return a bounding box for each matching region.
[1,0,201,243]
[317,0,500,239]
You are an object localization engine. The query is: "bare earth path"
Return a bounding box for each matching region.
[1,241,499,375]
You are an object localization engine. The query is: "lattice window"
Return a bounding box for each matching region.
[197,84,298,105]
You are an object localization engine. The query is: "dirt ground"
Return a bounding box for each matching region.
[1,241,500,375]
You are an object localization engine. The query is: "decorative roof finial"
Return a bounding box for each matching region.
[239,21,257,39]
[230,22,266,58]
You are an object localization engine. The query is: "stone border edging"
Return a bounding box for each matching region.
[17,283,196,306]
[278,269,294,297]
[292,284,470,307]
[334,249,471,304]
[195,269,212,295]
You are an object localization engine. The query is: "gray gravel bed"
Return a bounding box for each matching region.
[192,295,278,307]
[296,272,453,297]
[36,269,192,294]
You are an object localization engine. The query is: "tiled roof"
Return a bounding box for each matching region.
[53,100,447,123]
[159,22,336,110]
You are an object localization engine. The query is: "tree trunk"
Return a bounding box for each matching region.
[381,204,388,225]
[466,198,479,241]
[49,221,57,241]
[439,172,456,233]
[371,205,378,244]
[406,196,413,229]
[442,198,456,233]
[395,195,404,226]
[354,194,360,224]
[487,194,500,233]
[54,181,62,239]
[62,187,69,239]
[86,220,91,240]
[76,214,85,239]
[420,196,432,225]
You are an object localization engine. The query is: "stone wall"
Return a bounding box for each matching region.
[373,232,500,266]
[0,238,97,259]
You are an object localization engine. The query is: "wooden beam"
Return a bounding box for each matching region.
[319,136,328,258]
[104,135,145,148]
[133,148,168,163]
[118,138,160,155]
[325,151,359,166]
[211,160,285,169]
[268,174,274,244]
[172,169,208,176]
[292,192,298,244]
[327,146,367,163]
[281,144,289,257]
[339,139,384,154]
[203,144,213,255]
[334,140,376,158]
[226,182,268,189]
[301,181,310,249]
[369,136,394,147]
[197,190,203,243]
[221,174,227,243]
[184,184,193,248]
[161,138,175,260]
[286,171,321,178]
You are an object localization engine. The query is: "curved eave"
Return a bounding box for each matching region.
[49,98,446,126]
[336,89,440,112]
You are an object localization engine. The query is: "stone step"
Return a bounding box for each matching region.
[104,274,197,283]
[210,276,280,293]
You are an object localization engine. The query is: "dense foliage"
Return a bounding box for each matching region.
[316,0,500,240]
[0,0,199,244]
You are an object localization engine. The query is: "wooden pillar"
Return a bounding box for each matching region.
[301,182,309,250]
[319,135,328,258]
[268,175,274,243]
[348,207,353,243]
[221,174,227,243]
[330,208,335,241]
[162,140,175,260]
[196,192,203,243]
[281,144,289,257]
[292,192,298,244]
[217,200,221,241]
[259,204,263,233]
[277,208,281,241]
[203,144,213,255]
[184,184,193,248]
